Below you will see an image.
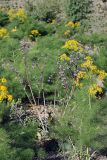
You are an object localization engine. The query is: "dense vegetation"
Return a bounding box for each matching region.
[0,0,107,159]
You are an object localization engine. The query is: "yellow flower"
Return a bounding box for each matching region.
[74,22,80,27]
[8,8,27,22]
[85,56,92,61]
[0,95,3,102]
[60,53,70,61]
[81,58,93,68]
[0,28,8,38]
[75,71,87,87]
[8,9,16,21]
[1,78,7,83]
[62,39,83,52]
[90,65,97,72]
[77,71,87,79]
[88,84,103,96]
[64,30,71,36]
[66,21,75,28]
[0,85,7,92]
[1,91,7,99]
[97,70,107,80]
[31,29,39,36]
[11,26,17,32]
[0,77,13,102]
[66,21,80,28]
[7,94,13,102]
[16,9,27,21]
[51,19,56,24]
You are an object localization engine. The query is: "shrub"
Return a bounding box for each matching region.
[68,0,92,21]
[25,0,67,20]
[27,21,56,38]
[18,148,35,160]
[0,128,16,160]
[51,87,107,152]
[0,103,12,125]
[6,120,38,149]
[0,11,9,26]
[75,33,107,45]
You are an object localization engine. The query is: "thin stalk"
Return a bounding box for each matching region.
[23,52,47,132]
[62,85,75,116]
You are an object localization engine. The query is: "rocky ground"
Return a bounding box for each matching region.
[89,0,107,33]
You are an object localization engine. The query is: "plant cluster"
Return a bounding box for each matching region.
[8,8,27,22]
[68,0,92,21]
[0,11,9,26]
[60,38,107,98]
[29,29,40,41]
[64,21,80,37]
